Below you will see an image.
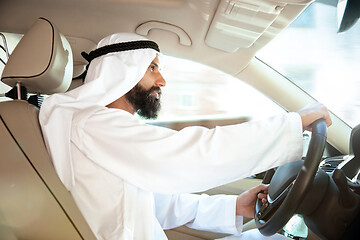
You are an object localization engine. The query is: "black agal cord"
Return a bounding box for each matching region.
[81,40,160,64]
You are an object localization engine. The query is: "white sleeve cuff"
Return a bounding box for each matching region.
[186,195,244,235]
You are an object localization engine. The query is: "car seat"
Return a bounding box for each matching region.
[0,17,96,240]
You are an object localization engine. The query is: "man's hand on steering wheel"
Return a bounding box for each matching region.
[236,184,269,218]
[297,102,332,131]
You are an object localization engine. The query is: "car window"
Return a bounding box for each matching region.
[0,32,22,96]
[154,55,285,123]
[257,1,360,127]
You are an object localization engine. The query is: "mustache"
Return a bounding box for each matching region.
[148,86,162,98]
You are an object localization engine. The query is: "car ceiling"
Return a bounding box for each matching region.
[0,0,312,76]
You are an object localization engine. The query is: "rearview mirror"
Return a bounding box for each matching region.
[337,0,360,32]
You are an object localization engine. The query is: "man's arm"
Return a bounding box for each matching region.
[154,193,243,235]
[154,184,270,234]
[78,109,303,194]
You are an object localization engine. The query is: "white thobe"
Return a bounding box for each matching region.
[69,106,303,239]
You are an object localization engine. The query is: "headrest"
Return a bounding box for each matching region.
[1,18,73,94]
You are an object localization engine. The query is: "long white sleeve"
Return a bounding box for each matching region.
[154,193,243,234]
[71,107,303,194]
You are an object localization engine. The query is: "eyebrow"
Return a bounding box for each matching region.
[150,61,159,68]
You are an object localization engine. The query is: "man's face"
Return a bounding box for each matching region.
[125,56,166,119]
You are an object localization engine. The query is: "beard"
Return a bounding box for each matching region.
[125,84,162,119]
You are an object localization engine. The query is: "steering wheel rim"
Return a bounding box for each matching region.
[255,119,327,236]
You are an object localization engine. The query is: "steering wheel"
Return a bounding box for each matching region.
[255,119,327,236]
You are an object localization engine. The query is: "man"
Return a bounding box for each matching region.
[39,33,331,240]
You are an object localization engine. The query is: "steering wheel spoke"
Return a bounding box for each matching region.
[256,181,293,221]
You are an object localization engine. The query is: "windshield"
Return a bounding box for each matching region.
[257,1,360,127]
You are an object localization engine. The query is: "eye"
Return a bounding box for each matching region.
[148,64,157,72]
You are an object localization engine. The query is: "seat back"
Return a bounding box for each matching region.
[0,18,96,240]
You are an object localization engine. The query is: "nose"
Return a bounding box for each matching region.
[155,72,166,87]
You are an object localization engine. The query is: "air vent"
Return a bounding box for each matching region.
[319,155,353,173]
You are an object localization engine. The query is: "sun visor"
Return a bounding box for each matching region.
[205,0,312,52]
[1,17,73,94]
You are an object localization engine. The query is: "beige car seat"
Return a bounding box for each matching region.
[0,18,96,240]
